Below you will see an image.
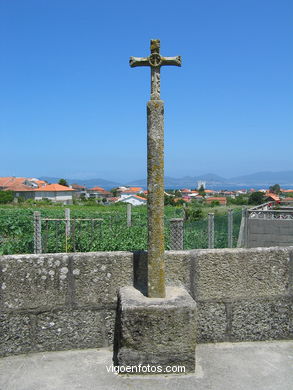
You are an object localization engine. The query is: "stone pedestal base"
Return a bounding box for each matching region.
[113,286,196,374]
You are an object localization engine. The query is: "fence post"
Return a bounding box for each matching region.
[244,208,249,248]
[34,211,42,254]
[65,208,71,238]
[237,208,246,248]
[170,218,184,250]
[228,209,233,248]
[208,213,214,249]
[127,203,132,227]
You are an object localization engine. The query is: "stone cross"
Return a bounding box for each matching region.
[130,39,181,100]
[130,39,181,298]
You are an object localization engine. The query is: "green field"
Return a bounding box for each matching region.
[0,204,243,255]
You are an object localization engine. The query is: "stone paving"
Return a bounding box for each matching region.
[1,340,292,390]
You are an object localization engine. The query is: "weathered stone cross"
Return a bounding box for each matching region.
[130,40,181,298]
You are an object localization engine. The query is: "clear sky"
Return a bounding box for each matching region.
[0,0,292,182]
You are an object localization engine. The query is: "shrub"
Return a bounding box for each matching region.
[184,207,204,221]
[0,191,14,204]
[248,192,265,205]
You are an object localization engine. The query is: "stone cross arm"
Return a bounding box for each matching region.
[129,55,181,68]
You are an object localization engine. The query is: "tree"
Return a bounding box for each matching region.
[227,195,248,205]
[0,190,14,204]
[184,207,203,221]
[283,192,293,198]
[58,178,68,187]
[164,194,175,206]
[248,191,265,205]
[210,200,220,207]
[197,185,206,197]
[269,184,281,194]
[110,188,119,197]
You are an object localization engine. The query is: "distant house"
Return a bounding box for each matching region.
[204,189,217,196]
[34,184,75,204]
[23,178,47,189]
[71,184,87,198]
[218,191,235,198]
[265,193,280,202]
[3,183,35,200]
[117,195,147,206]
[71,184,86,191]
[0,177,37,200]
[189,190,199,197]
[0,177,47,191]
[181,189,191,195]
[118,187,144,196]
[0,177,27,190]
[182,196,192,203]
[88,186,111,199]
[205,197,227,206]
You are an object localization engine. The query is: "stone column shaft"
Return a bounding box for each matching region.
[147,99,165,298]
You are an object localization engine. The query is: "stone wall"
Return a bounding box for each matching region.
[1,248,292,356]
[247,219,293,247]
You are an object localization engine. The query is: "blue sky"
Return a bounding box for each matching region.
[0,0,292,182]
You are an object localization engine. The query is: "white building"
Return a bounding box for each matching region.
[117,195,147,206]
[34,183,75,204]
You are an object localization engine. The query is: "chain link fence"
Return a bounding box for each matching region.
[0,206,243,255]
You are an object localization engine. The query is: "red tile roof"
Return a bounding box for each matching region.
[133,195,147,200]
[89,186,106,191]
[34,184,74,192]
[266,193,280,201]
[128,187,143,191]
[71,184,86,189]
[0,177,26,187]
[121,187,143,193]
[0,177,47,189]
[4,183,33,192]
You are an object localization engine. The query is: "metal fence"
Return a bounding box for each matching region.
[0,206,243,255]
[182,209,243,250]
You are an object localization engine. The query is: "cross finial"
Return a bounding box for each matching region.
[130,39,181,100]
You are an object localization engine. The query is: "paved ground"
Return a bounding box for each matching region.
[0,340,293,390]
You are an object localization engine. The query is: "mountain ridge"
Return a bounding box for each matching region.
[39,170,293,190]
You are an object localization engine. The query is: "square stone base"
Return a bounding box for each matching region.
[113,286,197,374]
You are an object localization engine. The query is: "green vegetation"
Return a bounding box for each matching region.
[197,185,206,197]
[227,195,248,205]
[0,203,243,255]
[0,190,14,204]
[269,184,281,194]
[58,179,69,187]
[248,191,266,205]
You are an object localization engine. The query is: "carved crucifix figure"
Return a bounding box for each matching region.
[130,39,181,100]
[130,40,181,298]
